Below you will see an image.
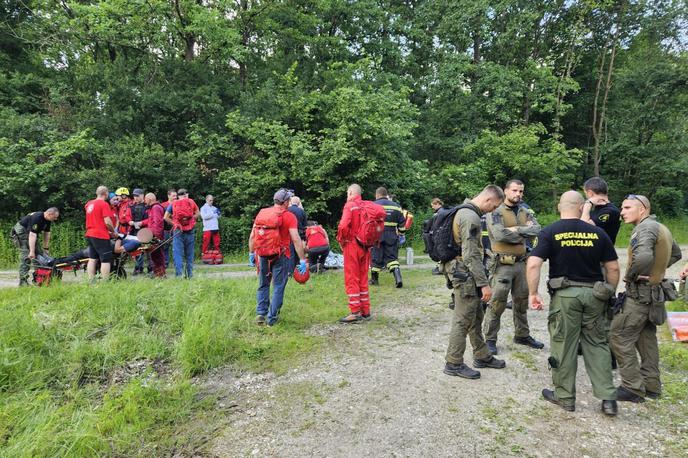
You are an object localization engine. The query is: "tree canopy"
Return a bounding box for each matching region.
[1,0,687,223]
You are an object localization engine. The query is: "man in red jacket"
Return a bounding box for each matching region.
[337,184,371,323]
[145,192,166,277]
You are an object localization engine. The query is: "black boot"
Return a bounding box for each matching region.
[392,268,403,288]
[369,271,379,286]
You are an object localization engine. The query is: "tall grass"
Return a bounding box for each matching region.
[0,272,353,456]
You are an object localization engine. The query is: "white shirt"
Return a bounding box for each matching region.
[200,203,219,231]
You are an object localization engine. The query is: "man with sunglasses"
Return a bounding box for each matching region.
[610,194,681,403]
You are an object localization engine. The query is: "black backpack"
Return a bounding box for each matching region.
[428,204,479,262]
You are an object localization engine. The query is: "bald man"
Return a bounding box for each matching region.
[336,184,372,323]
[609,195,681,403]
[527,190,620,415]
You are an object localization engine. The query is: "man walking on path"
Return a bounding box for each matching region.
[443,185,506,379]
[201,194,221,255]
[610,194,681,403]
[85,186,118,281]
[527,190,620,415]
[249,188,307,326]
[483,180,544,355]
[12,207,59,286]
[370,187,406,288]
[337,184,373,323]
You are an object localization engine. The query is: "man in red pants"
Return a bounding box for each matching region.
[337,184,372,323]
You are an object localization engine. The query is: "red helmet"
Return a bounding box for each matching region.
[293,265,310,284]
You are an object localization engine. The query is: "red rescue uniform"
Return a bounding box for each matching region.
[337,195,371,315]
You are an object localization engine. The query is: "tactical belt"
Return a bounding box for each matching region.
[547,277,595,291]
[495,253,527,263]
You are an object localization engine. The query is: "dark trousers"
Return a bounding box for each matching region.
[371,230,400,272]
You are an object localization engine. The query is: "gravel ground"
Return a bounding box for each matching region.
[204,247,688,458]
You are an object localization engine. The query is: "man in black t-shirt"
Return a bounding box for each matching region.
[581,177,621,244]
[526,191,620,416]
[12,208,60,285]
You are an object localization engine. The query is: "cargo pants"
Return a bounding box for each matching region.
[609,296,660,397]
[548,286,616,406]
[12,223,43,285]
[483,261,530,342]
[444,261,491,365]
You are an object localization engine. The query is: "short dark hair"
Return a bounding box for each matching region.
[431,197,443,206]
[168,188,177,195]
[482,184,505,200]
[376,187,388,198]
[583,177,608,195]
[504,179,524,189]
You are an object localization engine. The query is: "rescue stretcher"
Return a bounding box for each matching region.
[31,228,173,285]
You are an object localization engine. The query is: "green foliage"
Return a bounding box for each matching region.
[1,0,687,225]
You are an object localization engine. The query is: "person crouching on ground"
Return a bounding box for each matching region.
[305,220,330,273]
[249,188,307,326]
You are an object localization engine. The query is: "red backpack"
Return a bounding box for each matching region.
[253,207,285,258]
[173,199,196,231]
[356,200,387,247]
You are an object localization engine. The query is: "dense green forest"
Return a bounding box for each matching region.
[1,0,687,227]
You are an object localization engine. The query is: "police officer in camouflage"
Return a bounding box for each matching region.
[610,195,682,403]
[483,180,544,354]
[443,185,506,380]
[370,187,406,288]
[527,191,619,415]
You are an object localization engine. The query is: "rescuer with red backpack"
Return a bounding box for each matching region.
[336,184,387,323]
[249,188,307,326]
[164,188,200,278]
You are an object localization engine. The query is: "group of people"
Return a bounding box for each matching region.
[251,178,687,418]
[13,178,688,417]
[13,186,227,283]
[437,178,683,417]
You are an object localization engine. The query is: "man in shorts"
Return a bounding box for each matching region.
[85,186,117,281]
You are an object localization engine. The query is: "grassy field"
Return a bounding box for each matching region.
[0,271,370,457]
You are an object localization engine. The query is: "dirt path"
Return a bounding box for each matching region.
[204,248,688,457]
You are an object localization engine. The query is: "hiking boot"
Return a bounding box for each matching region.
[19,279,30,287]
[601,400,618,416]
[514,335,545,350]
[361,313,372,321]
[486,340,498,355]
[616,386,645,403]
[369,272,379,286]
[473,356,506,369]
[432,266,441,275]
[448,301,455,310]
[645,390,661,400]
[255,315,266,326]
[443,363,480,379]
[505,300,513,310]
[339,313,362,324]
[542,389,575,412]
[392,268,403,288]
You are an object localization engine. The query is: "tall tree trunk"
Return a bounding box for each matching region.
[591,3,624,176]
